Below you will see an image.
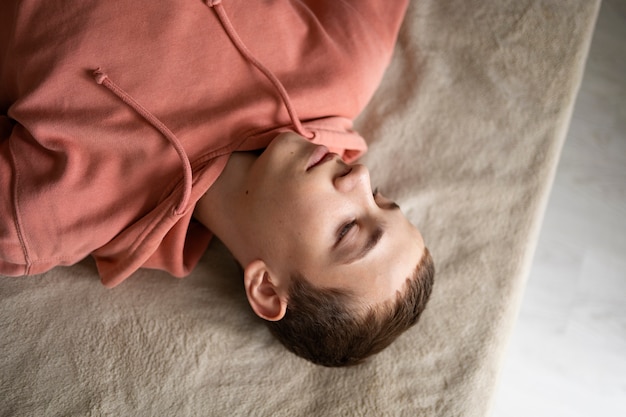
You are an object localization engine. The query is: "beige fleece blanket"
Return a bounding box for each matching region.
[0,1,599,415]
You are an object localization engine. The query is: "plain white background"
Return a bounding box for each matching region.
[492,0,626,415]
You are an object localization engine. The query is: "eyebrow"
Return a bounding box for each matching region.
[340,226,384,265]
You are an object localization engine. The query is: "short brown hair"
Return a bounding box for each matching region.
[266,247,434,367]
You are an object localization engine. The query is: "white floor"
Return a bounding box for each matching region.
[492,1,626,416]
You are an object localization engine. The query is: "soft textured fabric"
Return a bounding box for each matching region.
[0,0,407,287]
[0,0,599,416]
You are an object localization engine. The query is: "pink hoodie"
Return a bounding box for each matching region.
[0,0,408,287]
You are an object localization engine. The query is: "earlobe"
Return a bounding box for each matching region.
[243,260,287,322]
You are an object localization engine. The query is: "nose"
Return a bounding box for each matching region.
[333,163,371,194]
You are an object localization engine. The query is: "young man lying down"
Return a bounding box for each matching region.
[0,0,434,366]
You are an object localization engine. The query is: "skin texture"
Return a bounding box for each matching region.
[194,132,425,321]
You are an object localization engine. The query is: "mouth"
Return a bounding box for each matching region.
[306,144,332,171]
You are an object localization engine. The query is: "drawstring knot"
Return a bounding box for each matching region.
[93,68,108,85]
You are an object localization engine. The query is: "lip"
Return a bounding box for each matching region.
[306,144,331,171]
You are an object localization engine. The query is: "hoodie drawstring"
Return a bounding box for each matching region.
[207,0,313,139]
[93,69,192,215]
[92,0,313,215]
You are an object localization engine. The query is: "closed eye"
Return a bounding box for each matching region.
[337,220,357,243]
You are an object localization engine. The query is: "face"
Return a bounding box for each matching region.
[241,132,425,307]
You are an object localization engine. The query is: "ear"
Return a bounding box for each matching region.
[243,259,287,322]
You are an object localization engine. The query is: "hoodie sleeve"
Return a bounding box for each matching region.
[0,116,102,277]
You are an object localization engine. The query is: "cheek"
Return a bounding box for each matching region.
[266,191,331,247]
[250,172,346,245]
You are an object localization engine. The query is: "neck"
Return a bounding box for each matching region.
[193,151,258,264]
